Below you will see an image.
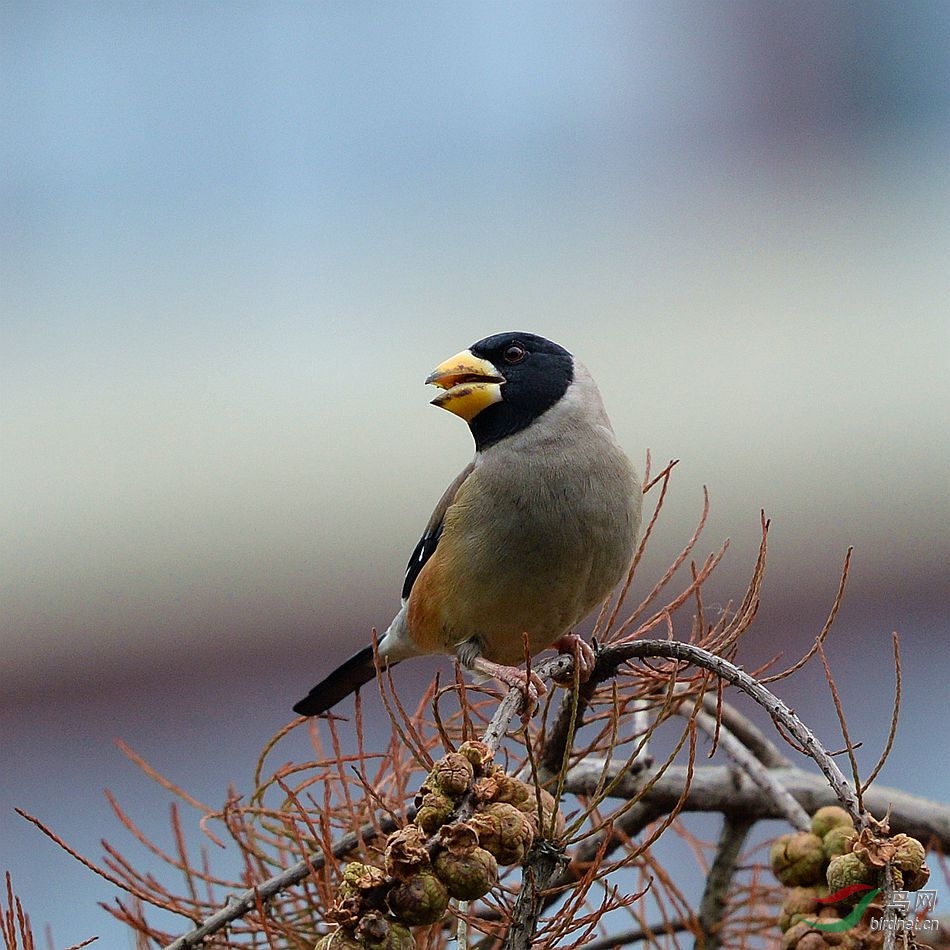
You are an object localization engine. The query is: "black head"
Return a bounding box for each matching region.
[467,332,574,450]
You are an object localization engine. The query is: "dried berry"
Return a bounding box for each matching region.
[826,853,877,905]
[428,752,475,797]
[414,791,455,834]
[433,845,498,901]
[387,870,449,925]
[810,805,854,839]
[770,832,826,887]
[385,825,430,879]
[470,802,535,865]
[355,911,415,950]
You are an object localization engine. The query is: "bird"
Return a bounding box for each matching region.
[293,332,642,717]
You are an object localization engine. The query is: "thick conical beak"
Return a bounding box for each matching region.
[425,349,505,421]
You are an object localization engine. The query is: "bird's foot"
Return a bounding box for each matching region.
[551,632,596,684]
[470,656,547,714]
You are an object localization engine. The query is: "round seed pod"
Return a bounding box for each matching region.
[823,825,855,861]
[470,802,535,865]
[831,931,865,950]
[890,834,926,875]
[433,845,498,901]
[385,825,430,879]
[473,766,531,808]
[770,832,826,886]
[313,928,362,950]
[325,893,362,929]
[780,920,813,949]
[498,778,533,809]
[903,862,931,891]
[811,806,854,839]
[414,791,455,834]
[429,753,475,797]
[387,870,449,926]
[341,862,387,894]
[437,821,479,855]
[457,740,493,773]
[797,933,834,950]
[520,787,566,839]
[356,912,415,950]
[826,853,877,905]
[778,885,828,933]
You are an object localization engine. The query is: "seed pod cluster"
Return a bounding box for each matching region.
[770,806,931,949]
[315,742,564,949]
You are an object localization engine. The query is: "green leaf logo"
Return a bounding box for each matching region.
[794,886,880,932]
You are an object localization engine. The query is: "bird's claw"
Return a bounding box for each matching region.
[551,632,596,684]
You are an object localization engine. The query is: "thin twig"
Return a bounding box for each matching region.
[760,547,852,684]
[593,639,863,821]
[690,706,810,831]
[581,918,693,950]
[861,632,902,794]
[816,642,865,816]
[701,695,789,769]
[158,816,400,950]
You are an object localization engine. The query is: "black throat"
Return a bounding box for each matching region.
[468,373,573,451]
[468,402,549,451]
[465,332,575,451]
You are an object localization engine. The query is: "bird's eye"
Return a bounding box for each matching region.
[503,343,526,364]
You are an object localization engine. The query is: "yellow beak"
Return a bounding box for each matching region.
[425,349,505,421]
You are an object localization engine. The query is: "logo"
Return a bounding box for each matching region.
[795,885,880,932]
[795,887,939,935]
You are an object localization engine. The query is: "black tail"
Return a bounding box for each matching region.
[293,645,398,716]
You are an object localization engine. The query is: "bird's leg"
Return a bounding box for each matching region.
[466,655,547,712]
[455,638,547,713]
[455,638,548,715]
[551,632,596,684]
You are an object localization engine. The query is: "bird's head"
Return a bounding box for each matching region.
[426,332,574,450]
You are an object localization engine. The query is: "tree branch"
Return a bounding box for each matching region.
[160,815,399,950]
[593,639,863,822]
[562,762,950,850]
[695,814,755,950]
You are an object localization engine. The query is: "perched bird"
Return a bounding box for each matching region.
[293,332,641,717]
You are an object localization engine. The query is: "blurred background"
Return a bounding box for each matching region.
[2,1,948,944]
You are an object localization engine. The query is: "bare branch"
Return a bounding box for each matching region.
[593,639,863,821]
[159,816,399,950]
[562,762,950,850]
[690,705,810,831]
[696,814,755,950]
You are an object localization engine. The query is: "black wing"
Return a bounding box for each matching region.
[402,521,444,599]
[399,460,474,601]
